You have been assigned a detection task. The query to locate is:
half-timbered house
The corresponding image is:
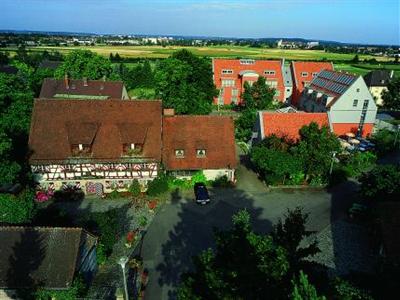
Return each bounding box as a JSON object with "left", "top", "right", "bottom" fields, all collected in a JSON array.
[{"left": 28, "top": 99, "right": 162, "bottom": 194}]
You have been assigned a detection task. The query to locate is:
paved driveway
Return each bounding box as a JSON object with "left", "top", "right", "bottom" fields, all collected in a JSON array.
[{"left": 138, "top": 163, "right": 359, "bottom": 300}]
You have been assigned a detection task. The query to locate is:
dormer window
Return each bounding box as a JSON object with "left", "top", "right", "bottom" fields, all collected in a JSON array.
[
  {"left": 312, "top": 72, "right": 318, "bottom": 77},
  {"left": 175, "top": 149, "right": 185, "bottom": 158},
  {"left": 301, "top": 72, "right": 308, "bottom": 77},
  {"left": 196, "top": 149, "right": 206, "bottom": 157},
  {"left": 71, "top": 144, "right": 91, "bottom": 156},
  {"left": 123, "top": 143, "right": 143, "bottom": 156}
]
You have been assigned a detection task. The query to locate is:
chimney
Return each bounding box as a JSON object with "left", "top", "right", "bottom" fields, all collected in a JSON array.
[
  {"left": 83, "top": 77, "right": 88, "bottom": 87},
  {"left": 163, "top": 108, "right": 175, "bottom": 116},
  {"left": 64, "top": 73, "right": 69, "bottom": 89}
]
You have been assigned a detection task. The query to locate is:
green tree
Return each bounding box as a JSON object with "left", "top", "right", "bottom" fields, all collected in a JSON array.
[
  {"left": 294, "top": 122, "right": 340, "bottom": 182},
  {"left": 243, "top": 76, "right": 276, "bottom": 110},
  {"left": 0, "top": 189, "right": 36, "bottom": 224},
  {"left": 128, "top": 179, "right": 141, "bottom": 197},
  {"left": 359, "top": 164, "right": 400, "bottom": 201},
  {"left": 0, "top": 51, "right": 9, "bottom": 65},
  {"left": 352, "top": 54, "right": 360, "bottom": 63},
  {"left": 55, "top": 50, "right": 114, "bottom": 80},
  {"left": 382, "top": 77, "right": 400, "bottom": 110},
  {"left": 291, "top": 271, "right": 326, "bottom": 300},
  {"left": 370, "top": 129, "right": 396, "bottom": 156},
  {"left": 234, "top": 108, "right": 257, "bottom": 142},
  {"left": 0, "top": 129, "right": 21, "bottom": 185},
  {"left": 332, "top": 278, "right": 373, "bottom": 300},
  {"left": 155, "top": 49, "right": 217, "bottom": 114},
  {"left": 178, "top": 210, "right": 290, "bottom": 299}
]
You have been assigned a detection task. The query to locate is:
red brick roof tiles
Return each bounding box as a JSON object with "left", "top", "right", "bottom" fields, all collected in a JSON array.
[
  {"left": 262, "top": 112, "right": 329, "bottom": 140},
  {"left": 162, "top": 115, "right": 237, "bottom": 170}
]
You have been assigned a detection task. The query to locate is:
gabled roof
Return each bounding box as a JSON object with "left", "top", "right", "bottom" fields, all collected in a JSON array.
[
  {"left": 308, "top": 70, "right": 358, "bottom": 107},
  {"left": 363, "top": 70, "right": 392, "bottom": 87},
  {"left": 29, "top": 100, "right": 162, "bottom": 163},
  {"left": 162, "top": 115, "right": 237, "bottom": 170},
  {"left": 0, "top": 226, "right": 97, "bottom": 289},
  {"left": 39, "top": 78, "right": 125, "bottom": 99},
  {"left": 261, "top": 111, "right": 329, "bottom": 140}
]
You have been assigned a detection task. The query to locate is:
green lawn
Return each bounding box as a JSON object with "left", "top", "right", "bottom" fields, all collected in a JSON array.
[{"left": 128, "top": 87, "right": 157, "bottom": 99}]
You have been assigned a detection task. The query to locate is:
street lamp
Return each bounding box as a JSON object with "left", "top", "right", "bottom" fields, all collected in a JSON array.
[
  {"left": 118, "top": 256, "right": 129, "bottom": 300},
  {"left": 329, "top": 151, "right": 337, "bottom": 175}
]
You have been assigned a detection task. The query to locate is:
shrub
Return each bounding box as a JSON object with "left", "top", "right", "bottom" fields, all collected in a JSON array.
[
  {"left": 128, "top": 179, "right": 141, "bottom": 197},
  {"left": 359, "top": 164, "right": 400, "bottom": 201},
  {"left": 370, "top": 129, "right": 396, "bottom": 156},
  {"left": 342, "top": 152, "right": 377, "bottom": 178},
  {"left": 107, "top": 189, "right": 121, "bottom": 199},
  {"left": 82, "top": 209, "right": 121, "bottom": 257},
  {"left": 212, "top": 175, "right": 232, "bottom": 187},
  {"left": 138, "top": 215, "right": 148, "bottom": 228},
  {"left": 96, "top": 242, "right": 107, "bottom": 265},
  {"left": 191, "top": 171, "right": 208, "bottom": 186},
  {"left": 0, "top": 189, "right": 36, "bottom": 224},
  {"left": 35, "top": 274, "right": 87, "bottom": 300},
  {"left": 147, "top": 174, "right": 169, "bottom": 196}
]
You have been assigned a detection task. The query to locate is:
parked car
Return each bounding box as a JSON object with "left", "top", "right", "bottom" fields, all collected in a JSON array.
[{"left": 194, "top": 182, "right": 210, "bottom": 205}]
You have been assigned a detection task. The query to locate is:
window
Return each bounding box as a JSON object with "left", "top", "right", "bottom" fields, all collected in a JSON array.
[
  {"left": 301, "top": 72, "right": 308, "bottom": 77},
  {"left": 303, "top": 81, "right": 310, "bottom": 87},
  {"left": 239, "top": 59, "right": 255, "bottom": 65},
  {"left": 266, "top": 80, "right": 278, "bottom": 88},
  {"left": 78, "top": 144, "right": 83, "bottom": 151},
  {"left": 264, "top": 70, "right": 276, "bottom": 75},
  {"left": 353, "top": 99, "right": 358, "bottom": 107},
  {"left": 221, "top": 69, "right": 233, "bottom": 74},
  {"left": 175, "top": 149, "right": 185, "bottom": 158},
  {"left": 286, "top": 89, "right": 290, "bottom": 92},
  {"left": 356, "top": 88, "right": 360, "bottom": 92},
  {"left": 123, "top": 143, "right": 143, "bottom": 155},
  {"left": 363, "top": 100, "right": 369, "bottom": 109},
  {"left": 221, "top": 79, "right": 235, "bottom": 87},
  {"left": 312, "top": 72, "right": 318, "bottom": 77},
  {"left": 231, "top": 89, "right": 239, "bottom": 104},
  {"left": 196, "top": 149, "right": 206, "bottom": 157},
  {"left": 218, "top": 89, "right": 224, "bottom": 105},
  {"left": 245, "top": 80, "right": 255, "bottom": 87}
]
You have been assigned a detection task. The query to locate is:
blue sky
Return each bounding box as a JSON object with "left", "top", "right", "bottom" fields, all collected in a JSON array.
[{"left": 2, "top": 0, "right": 400, "bottom": 45}]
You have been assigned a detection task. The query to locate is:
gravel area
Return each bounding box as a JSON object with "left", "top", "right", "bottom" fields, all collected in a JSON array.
[{"left": 305, "top": 219, "right": 376, "bottom": 276}]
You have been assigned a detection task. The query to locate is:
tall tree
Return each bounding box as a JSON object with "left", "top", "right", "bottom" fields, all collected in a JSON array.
[
  {"left": 55, "top": 50, "right": 114, "bottom": 80},
  {"left": 291, "top": 271, "right": 326, "bottom": 300},
  {"left": 155, "top": 49, "right": 217, "bottom": 114},
  {"left": 382, "top": 77, "right": 400, "bottom": 110},
  {"left": 294, "top": 122, "right": 340, "bottom": 182}
]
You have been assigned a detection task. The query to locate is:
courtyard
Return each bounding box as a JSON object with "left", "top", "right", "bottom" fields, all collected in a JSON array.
[{"left": 138, "top": 163, "right": 371, "bottom": 300}]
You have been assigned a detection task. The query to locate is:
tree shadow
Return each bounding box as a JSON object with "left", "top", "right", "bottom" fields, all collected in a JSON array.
[
  {"left": 147, "top": 187, "right": 273, "bottom": 300},
  {"left": 5, "top": 228, "right": 46, "bottom": 299}
]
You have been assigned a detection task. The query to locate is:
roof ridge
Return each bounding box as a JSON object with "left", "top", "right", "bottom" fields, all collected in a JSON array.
[{"left": 0, "top": 226, "right": 83, "bottom": 231}]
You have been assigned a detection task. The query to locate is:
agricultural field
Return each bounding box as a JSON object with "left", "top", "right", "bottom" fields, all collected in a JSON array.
[
  {"left": 334, "top": 63, "right": 400, "bottom": 77},
  {"left": 4, "top": 44, "right": 393, "bottom": 62}
]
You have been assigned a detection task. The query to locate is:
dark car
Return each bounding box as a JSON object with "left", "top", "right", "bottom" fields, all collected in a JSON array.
[{"left": 194, "top": 182, "right": 210, "bottom": 205}]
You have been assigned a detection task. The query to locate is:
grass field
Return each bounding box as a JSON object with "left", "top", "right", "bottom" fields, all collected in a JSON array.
[
  {"left": 334, "top": 63, "right": 400, "bottom": 77},
  {"left": 5, "top": 45, "right": 392, "bottom": 62}
]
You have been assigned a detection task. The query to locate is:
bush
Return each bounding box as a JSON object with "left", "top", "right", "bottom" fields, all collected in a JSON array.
[
  {"left": 359, "top": 164, "right": 400, "bottom": 201},
  {"left": 96, "top": 242, "right": 107, "bottom": 265},
  {"left": 82, "top": 209, "right": 121, "bottom": 257},
  {"left": 370, "top": 129, "right": 396, "bottom": 156},
  {"left": 212, "top": 175, "right": 232, "bottom": 187},
  {"left": 35, "top": 274, "right": 87, "bottom": 300},
  {"left": 0, "top": 189, "right": 36, "bottom": 224},
  {"left": 342, "top": 152, "right": 377, "bottom": 178},
  {"left": 128, "top": 179, "right": 141, "bottom": 197},
  {"left": 147, "top": 174, "right": 169, "bottom": 196}
]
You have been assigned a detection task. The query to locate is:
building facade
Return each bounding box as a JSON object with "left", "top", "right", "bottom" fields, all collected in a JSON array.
[
  {"left": 29, "top": 100, "right": 162, "bottom": 194},
  {"left": 212, "top": 58, "right": 285, "bottom": 105},
  {"left": 363, "top": 70, "right": 394, "bottom": 106},
  {"left": 299, "top": 70, "right": 377, "bottom": 137}
]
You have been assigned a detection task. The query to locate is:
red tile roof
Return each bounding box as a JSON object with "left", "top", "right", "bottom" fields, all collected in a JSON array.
[
  {"left": 261, "top": 112, "right": 329, "bottom": 140},
  {"left": 39, "top": 78, "right": 126, "bottom": 99},
  {"left": 29, "top": 99, "right": 162, "bottom": 163},
  {"left": 213, "top": 58, "right": 285, "bottom": 104},
  {"left": 162, "top": 116, "right": 237, "bottom": 170},
  {"left": 291, "top": 61, "right": 334, "bottom": 104}
]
